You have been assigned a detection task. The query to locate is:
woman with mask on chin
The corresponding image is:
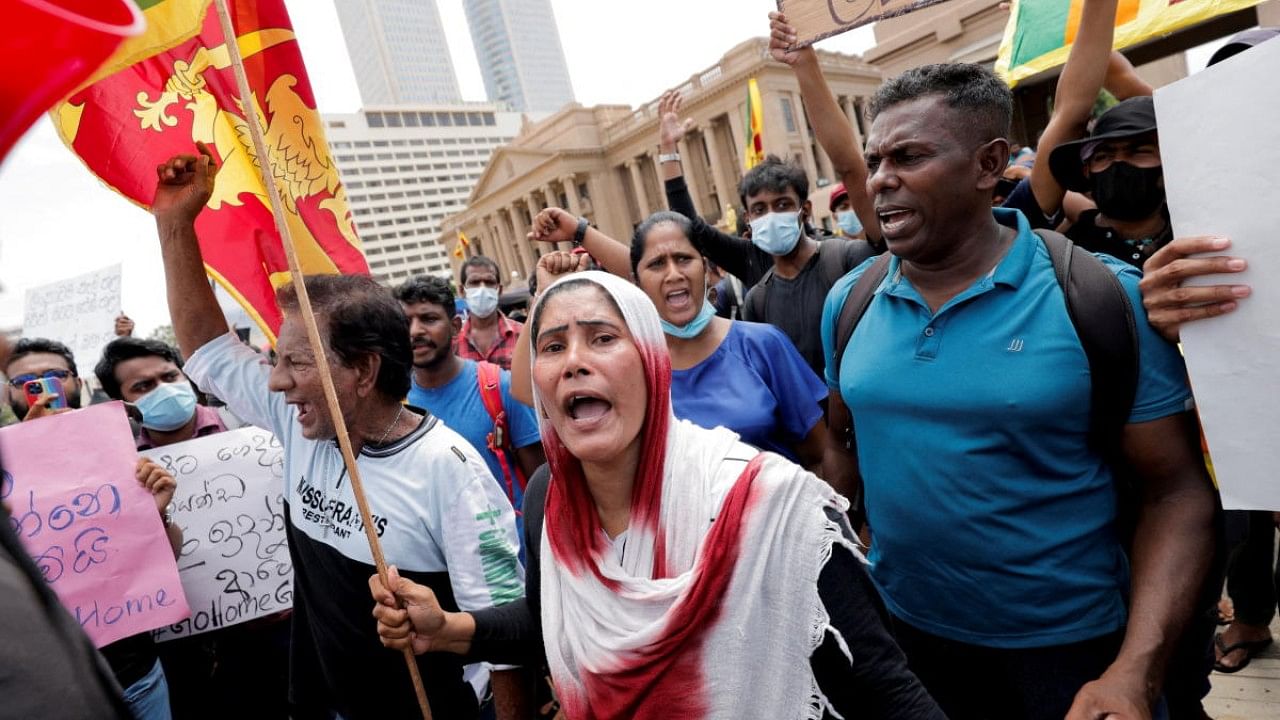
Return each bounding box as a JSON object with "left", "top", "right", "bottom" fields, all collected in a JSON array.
[
  {"left": 369, "top": 265, "right": 945, "bottom": 720},
  {"left": 519, "top": 207, "right": 827, "bottom": 473}
]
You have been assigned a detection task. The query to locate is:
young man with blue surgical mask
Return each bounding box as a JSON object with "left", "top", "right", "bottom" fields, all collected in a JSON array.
[
  {"left": 651, "top": 89, "right": 878, "bottom": 377},
  {"left": 95, "top": 337, "right": 229, "bottom": 450},
  {"left": 455, "top": 256, "right": 523, "bottom": 371}
]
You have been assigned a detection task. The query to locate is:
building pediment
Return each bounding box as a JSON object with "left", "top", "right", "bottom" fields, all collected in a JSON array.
[{"left": 469, "top": 145, "right": 556, "bottom": 203}]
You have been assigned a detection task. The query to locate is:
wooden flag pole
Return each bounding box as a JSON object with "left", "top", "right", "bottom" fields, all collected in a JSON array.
[{"left": 211, "top": 2, "right": 433, "bottom": 717}]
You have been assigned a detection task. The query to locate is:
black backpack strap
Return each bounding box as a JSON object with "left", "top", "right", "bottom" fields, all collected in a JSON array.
[
  {"left": 832, "top": 253, "right": 894, "bottom": 413},
  {"left": 817, "top": 240, "right": 849, "bottom": 289},
  {"left": 1035, "top": 229, "right": 1140, "bottom": 455}
]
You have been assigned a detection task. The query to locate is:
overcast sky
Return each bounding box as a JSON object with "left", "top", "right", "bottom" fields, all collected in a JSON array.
[{"left": 0, "top": 0, "right": 876, "bottom": 338}]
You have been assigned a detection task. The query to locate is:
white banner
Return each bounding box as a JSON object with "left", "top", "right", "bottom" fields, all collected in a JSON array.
[
  {"left": 22, "top": 264, "right": 122, "bottom": 377},
  {"left": 140, "top": 426, "right": 294, "bottom": 640}
]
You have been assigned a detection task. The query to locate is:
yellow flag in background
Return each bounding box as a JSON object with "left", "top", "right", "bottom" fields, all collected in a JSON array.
[
  {"left": 744, "top": 78, "right": 765, "bottom": 170},
  {"left": 996, "top": 0, "right": 1264, "bottom": 87}
]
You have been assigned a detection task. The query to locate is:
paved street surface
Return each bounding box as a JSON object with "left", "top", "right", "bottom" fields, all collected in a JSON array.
[{"left": 1203, "top": 615, "right": 1280, "bottom": 719}]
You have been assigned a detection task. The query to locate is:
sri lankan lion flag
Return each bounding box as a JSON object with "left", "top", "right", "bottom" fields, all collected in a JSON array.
[
  {"left": 997, "top": 0, "right": 1265, "bottom": 87},
  {"left": 744, "top": 78, "right": 765, "bottom": 171},
  {"left": 453, "top": 231, "right": 470, "bottom": 260},
  {"left": 54, "top": 0, "right": 368, "bottom": 343}
]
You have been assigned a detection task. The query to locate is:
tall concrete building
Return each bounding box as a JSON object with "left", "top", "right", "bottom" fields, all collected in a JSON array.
[
  {"left": 324, "top": 104, "right": 524, "bottom": 284},
  {"left": 334, "top": 0, "right": 462, "bottom": 105},
  {"left": 463, "top": 0, "right": 575, "bottom": 113}
]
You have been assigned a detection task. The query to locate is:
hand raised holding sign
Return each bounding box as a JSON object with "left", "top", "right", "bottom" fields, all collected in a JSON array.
[{"left": 135, "top": 457, "right": 181, "bottom": 557}]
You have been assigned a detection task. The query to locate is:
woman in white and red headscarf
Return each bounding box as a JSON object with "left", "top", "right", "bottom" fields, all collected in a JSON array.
[{"left": 369, "top": 265, "right": 943, "bottom": 720}]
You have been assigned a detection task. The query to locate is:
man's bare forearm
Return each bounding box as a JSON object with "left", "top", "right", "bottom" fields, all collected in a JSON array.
[
  {"left": 156, "top": 217, "right": 229, "bottom": 358},
  {"left": 491, "top": 667, "right": 534, "bottom": 720},
  {"left": 1111, "top": 478, "right": 1215, "bottom": 698}
]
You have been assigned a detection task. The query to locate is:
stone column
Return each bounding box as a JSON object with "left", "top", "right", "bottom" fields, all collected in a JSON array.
[
  {"left": 562, "top": 174, "right": 582, "bottom": 215},
  {"left": 645, "top": 153, "right": 666, "bottom": 211},
  {"left": 726, "top": 107, "right": 747, "bottom": 174},
  {"left": 562, "top": 176, "right": 583, "bottom": 253},
  {"left": 791, "top": 91, "right": 821, "bottom": 189},
  {"left": 493, "top": 211, "right": 517, "bottom": 281},
  {"left": 702, "top": 123, "right": 735, "bottom": 221},
  {"left": 512, "top": 199, "right": 537, "bottom": 280},
  {"left": 627, "top": 159, "right": 651, "bottom": 220},
  {"left": 843, "top": 97, "right": 863, "bottom": 148},
  {"left": 676, "top": 137, "right": 702, "bottom": 215}
]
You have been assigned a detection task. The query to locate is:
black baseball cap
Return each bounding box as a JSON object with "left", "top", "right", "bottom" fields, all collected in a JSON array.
[
  {"left": 1048, "top": 96, "right": 1158, "bottom": 193},
  {"left": 1208, "top": 27, "right": 1279, "bottom": 66}
]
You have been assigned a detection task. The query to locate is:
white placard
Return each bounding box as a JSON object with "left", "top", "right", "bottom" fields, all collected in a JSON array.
[
  {"left": 22, "top": 264, "right": 122, "bottom": 376},
  {"left": 140, "top": 426, "right": 293, "bottom": 640},
  {"left": 1155, "top": 37, "right": 1280, "bottom": 511}
]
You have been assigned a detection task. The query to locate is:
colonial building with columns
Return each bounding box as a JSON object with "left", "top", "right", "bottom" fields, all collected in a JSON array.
[{"left": 441, "top": 37, "right": 881, "bottom": 285}]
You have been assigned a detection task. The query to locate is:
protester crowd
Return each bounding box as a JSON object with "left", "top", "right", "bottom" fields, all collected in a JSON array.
[{"left": 3, "top": 2, "right": 1279, "bottom": 719}]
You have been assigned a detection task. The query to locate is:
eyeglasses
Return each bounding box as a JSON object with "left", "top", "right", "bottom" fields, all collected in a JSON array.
[{"left": 7, "top": 369, "right": 73, "bottom": 388}]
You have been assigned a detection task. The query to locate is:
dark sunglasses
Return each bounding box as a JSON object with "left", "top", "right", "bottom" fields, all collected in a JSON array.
[{"left": 8, "top": 369, "right": 73, "bottom": 388}]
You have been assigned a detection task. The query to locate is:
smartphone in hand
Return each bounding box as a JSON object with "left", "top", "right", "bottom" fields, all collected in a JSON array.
[{"left": 23, "top": 376, "right": 68, "bottom": 410}]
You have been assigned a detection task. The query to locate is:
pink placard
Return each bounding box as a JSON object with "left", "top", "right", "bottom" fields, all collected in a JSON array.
[{"left": 0, "top": 402, "right": 190, "bottom": 647}]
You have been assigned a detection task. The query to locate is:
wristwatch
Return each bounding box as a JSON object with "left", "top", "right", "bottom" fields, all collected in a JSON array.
[
  {"left": 657, "top": 152, "right": 681, "bottom": 164},
  {"left": 573, "top": 216, "right": 589, "bottom": 247}
]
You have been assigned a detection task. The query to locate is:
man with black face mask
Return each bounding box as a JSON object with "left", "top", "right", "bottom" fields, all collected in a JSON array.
[{"left": 1047, "top": 97, "right": 1169, "bottom": 268}]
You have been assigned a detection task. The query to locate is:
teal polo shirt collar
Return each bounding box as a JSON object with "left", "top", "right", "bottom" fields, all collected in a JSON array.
[{"left": 876, "top": 208, "right": 1038, "bottom": 313}]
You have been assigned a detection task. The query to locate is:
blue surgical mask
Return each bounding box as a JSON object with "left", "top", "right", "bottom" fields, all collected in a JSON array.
[
  {"left": 136, "top": 381, "right": 198, "bottom": 432},
  {"left": 466, "top": 286, "right": 500, "bottom": 318},
  {"left": 749, "top": 211, "right": 802, "bottom": 256},
  {"left": 661, "top": 294, "right": 717, "bottom": 339},
  {"left": 837, "top": 210, "right": 863, "bottom": 236}
]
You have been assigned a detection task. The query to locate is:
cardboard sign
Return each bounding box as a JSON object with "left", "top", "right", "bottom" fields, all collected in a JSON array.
[
  {"left": 22, "top": 264, "right": 122, "bottom": 377},
  {"left": 1156, "top": 37, "right": 1280, "bottom": 511},
  {"left": 777, "top": 0, "right": 956, "bottom": 48},
  {"left": 140, "top": 425, "right": 293, "bottom": 640},
  {"left": 0, "top": 402, "right": 190, "bottom": 647}
]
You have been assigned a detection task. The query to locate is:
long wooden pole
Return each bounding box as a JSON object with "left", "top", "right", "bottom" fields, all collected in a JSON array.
[{"left": 211, "top": 2, "right": 432, "bottom": 717}]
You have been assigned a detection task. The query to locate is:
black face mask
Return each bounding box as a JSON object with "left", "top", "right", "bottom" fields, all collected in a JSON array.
[{"left": 1090, "top": 162, "right": 1165, "bottom": 221}]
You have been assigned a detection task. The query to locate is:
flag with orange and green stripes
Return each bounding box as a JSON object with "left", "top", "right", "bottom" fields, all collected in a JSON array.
[
  {"left": 744, "top": 78, "right": 765, "bottom": 170},
  {"left": 996, "top": 0, "right": 1264, "bottom": 87}
]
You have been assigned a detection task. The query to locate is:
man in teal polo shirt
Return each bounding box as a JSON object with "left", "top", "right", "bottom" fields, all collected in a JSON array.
[{"left": 820, "top": 62, "right": 1216, "bottom": 720}]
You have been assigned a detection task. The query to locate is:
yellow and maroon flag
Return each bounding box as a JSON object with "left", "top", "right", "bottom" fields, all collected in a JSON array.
[
  {"left": 744, "top": 78, "right": 765, "bottom": 171},
  {"left": 996, "top": 0, "right": 1265, "bottom": 87},
  {"left": 54, "top": 0, "right": 368, "bottom": 343},
  {"left": 453, "top": 230, "right": 470, "bottom": 259}
]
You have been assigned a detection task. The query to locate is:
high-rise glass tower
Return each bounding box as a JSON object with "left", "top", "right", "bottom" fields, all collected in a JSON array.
[
  {"left": 334, "top": 0, "right": 463, "bottom": 105},
  {"left": 463, "top": 0, "right": 575, "bottom": 113}
]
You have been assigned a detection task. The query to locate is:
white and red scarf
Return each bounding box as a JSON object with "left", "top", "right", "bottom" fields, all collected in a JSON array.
[{"left": 530, "top": 272, "right": 859, "bottom": 720}]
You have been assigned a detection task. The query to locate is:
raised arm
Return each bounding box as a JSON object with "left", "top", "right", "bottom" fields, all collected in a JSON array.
[
  {"left": 1029, "top": 0, "right": 1120, "bottom": 217},
  {"left": 769, "top": 12, "right": 880, "bottom": 247},
  {"left": 509, "top": 249, "right": 591, "bottom": 407},
  {"left": 1105, "top": 51, "right": 1154, "bottom": 101},
  {"left": 151, "top": 144, "right": 230, "bottom": 358},
  {"left": 656, "top": 91, "right": 769, "bottom": 285},
  {"left": 527, "top": 207, "right": 630, "bottom": 278}
]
